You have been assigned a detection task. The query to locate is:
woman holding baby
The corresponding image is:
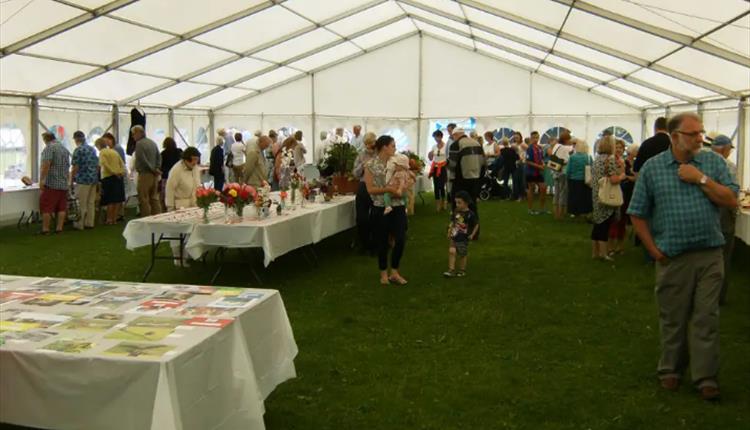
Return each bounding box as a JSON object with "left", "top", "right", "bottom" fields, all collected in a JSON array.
[{"left": 364, "top": 135, "right": 411, "bottom": 286}]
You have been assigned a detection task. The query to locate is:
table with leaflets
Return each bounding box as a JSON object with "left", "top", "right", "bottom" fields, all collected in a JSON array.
[
  {"left": 122, "top": 195, "right": 356, "bottom": 282},
  {"left": 0, "top": 275, "right": 298, "bottom": 430}
]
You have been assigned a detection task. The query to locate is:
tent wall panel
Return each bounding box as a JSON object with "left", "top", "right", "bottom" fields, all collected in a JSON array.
[
  {"left": 531, "top": 74, "right": 640, "bottom": 115},
  {"left": 219, "top": 77, "right": 313, "bottom": 115},
  {"left": 587, "top": 114, "right": 643, "bottom": 148},
  {"left": 0, "top": 105, "right": 32, "bottom": 188},
  {"left": 314, "top": 37, "right": 419, "bottom": 118},
  {"left": 213, "top": 115, "right": 263, "bottom": 140},
  {"left": 421, "top": 36, "right": 531, "bottom": 117},
  {"left": 174, "top": 114, "right": 210, "bottom": 162}
]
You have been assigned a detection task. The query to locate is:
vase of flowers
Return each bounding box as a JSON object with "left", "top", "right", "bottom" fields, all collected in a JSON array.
[
  {"left": 196, "top": 187, "right": 219, "bottom": 223},
  {"left": 401, "top": 150, "right": 426, "bottom": 174},
  {"left": 220, "top": 183, "right": 256, "bottom": 223},
  {"left": 279, "top": 190, "right": 288, "bottom": 209},
  {"left": 289, "top": 170, "right": 304, "bottom": 209},
  {"left": 317, "top": 139, "right": 359, "bottom": 194}
]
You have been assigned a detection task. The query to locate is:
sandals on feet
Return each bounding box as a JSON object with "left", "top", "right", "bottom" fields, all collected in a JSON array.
[{"left": 389, "top": 276, "right": 408, "bottom": 285}]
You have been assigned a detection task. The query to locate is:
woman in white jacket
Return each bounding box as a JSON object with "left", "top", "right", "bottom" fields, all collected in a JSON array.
[
  {"left": 165, "top": 147, "right": 202, "bottom": 266},
  {"left": 166, "top": 147, "right": 202, "bottom": 211}
]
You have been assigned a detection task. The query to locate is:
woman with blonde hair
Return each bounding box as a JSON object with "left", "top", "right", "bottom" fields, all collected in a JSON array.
[
  {"left": 97, "top": 138, "right": 126, "bottom": 225},
  {"left": 566, "top": 139, "right": 592, "bottom": 217},
  {"left": 590, "top": 135, "right": 625, "bottom": 260}
]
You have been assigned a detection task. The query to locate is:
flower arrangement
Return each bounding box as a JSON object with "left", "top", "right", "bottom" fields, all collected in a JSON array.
[
  {"left": 278, "top": 147, "right": 295, "bottom": 189},
  {"left": 195, "top": 187, "right": 220, "bottom": 223},
  {"left": 311, "top": 177, "right": 333, "bottom": 201},
  {"left": 317, "top": 141, "right": 358, "bottom": 179},
  {"left": 289, "top": 170, "right": 305, "bottom": 206},
  {"left": 221, "top": 183, "right": 256, "bottom": 220},
  {"left": 401, "top": 150, "right": 426, "bottom": 174}
]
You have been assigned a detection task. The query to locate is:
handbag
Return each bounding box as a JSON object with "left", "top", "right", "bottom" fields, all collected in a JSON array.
[
  {"left": 597, "top": 158, "right": 623, "bottom": 207},
  {"left": 67, "top": 187, "right": 80, "bottom": 222},
  {"left": 546, "top": 145, "right": 566, "bottom": 172}
]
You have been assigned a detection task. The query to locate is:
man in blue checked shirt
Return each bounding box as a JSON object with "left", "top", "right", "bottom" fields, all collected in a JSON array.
[{"left": 627, "top": 112, "right": 738, "bottom": 402}]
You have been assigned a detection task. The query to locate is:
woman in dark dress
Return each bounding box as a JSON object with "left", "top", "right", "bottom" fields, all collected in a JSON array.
[{"left": 160, "top": 137, "right": 182, "bottom": 212}]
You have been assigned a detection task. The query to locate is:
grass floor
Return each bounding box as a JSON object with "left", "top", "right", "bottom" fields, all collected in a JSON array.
[{"left": 1, "top": 196, "right": 749, "bottom": 430}]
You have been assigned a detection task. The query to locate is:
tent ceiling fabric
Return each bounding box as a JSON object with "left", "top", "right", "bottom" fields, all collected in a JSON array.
[{"left": 0, "top": 0, "right": 747, "bottom": 110}]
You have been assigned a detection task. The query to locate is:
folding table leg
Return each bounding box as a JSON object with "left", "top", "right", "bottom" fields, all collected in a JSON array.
[{"left": 142, "top": 233, "right": 161, "bottom": 282}]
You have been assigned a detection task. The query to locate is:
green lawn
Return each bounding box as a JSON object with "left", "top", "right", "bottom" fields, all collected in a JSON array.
[{"left": 1, "top": 196, "right": 749, "bottom": 430}]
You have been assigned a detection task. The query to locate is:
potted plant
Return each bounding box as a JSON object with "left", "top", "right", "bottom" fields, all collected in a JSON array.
[{"left": 317, "top": 137, "right": 359, "bottom": 194}]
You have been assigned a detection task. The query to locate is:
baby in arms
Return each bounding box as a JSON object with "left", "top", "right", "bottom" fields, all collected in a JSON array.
[{"left": 383, "top": 153, "right": 416, "bottom": 215}]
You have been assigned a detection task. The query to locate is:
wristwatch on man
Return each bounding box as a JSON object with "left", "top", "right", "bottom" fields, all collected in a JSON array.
[{"left": 699, "top": 175, "right": 708, "bottom": 185}]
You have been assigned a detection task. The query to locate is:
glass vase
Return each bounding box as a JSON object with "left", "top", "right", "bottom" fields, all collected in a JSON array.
[
  {"left": 202, "top": 207, "right": 209, "bottom": 224},
  {"left": 234, "top": 204, "right": 244, "bottom": 222}
]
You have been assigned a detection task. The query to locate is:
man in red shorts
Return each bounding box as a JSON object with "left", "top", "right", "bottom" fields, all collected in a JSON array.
[{"left": 39, "top": 132, "right": 71, "bottom": 234}]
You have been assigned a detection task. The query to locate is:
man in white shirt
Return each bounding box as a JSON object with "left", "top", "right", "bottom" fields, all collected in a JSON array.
[{"left": 351, "top": 125, "right": 364, "bottom": 152}]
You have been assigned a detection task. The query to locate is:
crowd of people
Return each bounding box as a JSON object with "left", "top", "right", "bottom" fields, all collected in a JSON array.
[{"left": 35, "top": 111, "right": 742, "bottom": 401}]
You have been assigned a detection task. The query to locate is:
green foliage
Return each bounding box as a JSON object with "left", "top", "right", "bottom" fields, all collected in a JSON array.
[
  {"left": 318, "top": 142, "right": 359, "bottom": 178},
  {"left": 1, "top": 199, "right": 748, "bottom": 430}
]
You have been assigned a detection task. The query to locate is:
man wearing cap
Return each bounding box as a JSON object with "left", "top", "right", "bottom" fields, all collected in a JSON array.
[
  {"left": 627, "top": 113, "right": 738, "bottom": 401},
  {"left": 70, "top": 130, "right": 99, "bottom": 230},
  {"left": 711, "top": 134, "right": 738, "bottom": 306},
  {"left": 39, "top": 132, "right": 71, "bottom": 234},
  {"left": 449, "top": 128, "right": 485, "bottom": 237}
]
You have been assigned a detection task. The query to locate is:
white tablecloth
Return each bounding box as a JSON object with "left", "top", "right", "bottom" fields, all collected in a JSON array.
[
  {"left": 0, "top": 275, "right": 298, "bottom": 430},
  {"left": 0, "top": 185, "right": 39, "bottom": 227},
  {"left": 737, "top": 209, "right": 750, "bottom": 245},
  {"left": 123, "top": 196, "right": 356, "bottom": 266}
]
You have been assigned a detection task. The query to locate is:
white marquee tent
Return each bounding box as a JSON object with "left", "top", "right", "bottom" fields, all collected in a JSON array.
[{"left": 1, "top": 0, "right": 748, "bottom": 191}]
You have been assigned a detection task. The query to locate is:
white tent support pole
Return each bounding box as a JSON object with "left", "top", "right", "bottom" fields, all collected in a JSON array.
[
  {"left": 112, "top": 104, "right": 119, "bottom": 141},
  {"left": 585, "top": 114, "right": 590, "bottom": 143},
  {"left": 276, "top": 0, "right": 387, "bottom": 51},
  {"left": 404, "top": 6, "right": 676, "bottom": 106},
  {"left": 208, "top": 111, "right": 215, "bottom": 149},
  {"left": 1, "top": 0, "right": 137, "bottom": 57},
  {"left": 697, "top": 102, "right": 705, "bottom": 122},
  {"left": 0, "top": 91, "right": 208, "bottom": 113},
  {"left": 737, "top": 97, "right": 748, "bottom": 188},
  {"left": 168, "top": 108, "right": 175, "bottom": 139},
  {"left": 417, "top": 32, "right": 424, "bottom": 154},
  {"left": 119, "top": 0, "right": 390, "bottom": 106},
  {"left": 665, "top": 106, "right": 673, "bottom": 119},
  {"left": 640, "top": 110, "right": 648, "bottom": 143},
  {"left": 212, "top": 32, "right": 419, "bottom": 111},
  {"left": 173, "top": 15, "right": 407, "bottom": 109},
  {"left": 417, "top": 21, "right": 659, "bottom": 108},
  {"left": 424, "top": 33, "right": 645, "bottom": 111},
  {"left": 30, "top": 98, "right": 40, "bottom": 181},
  {"left": 260, "top": 113, "right": 265, "bottom": 133},
  {"left": 451, "top": 0, "right": 739, "bottom": 98},
  {"left": 36, "top": 1, "right": 282, "bottom": 98},
  {"left": 528, "top": 72, "right": 534, "bottom": 133},
  {"left": 311, "top": 73, "right": 316, "bottom": 164},
  {"left": 550, "top": 0, "right": 750, "bottom": 68}
]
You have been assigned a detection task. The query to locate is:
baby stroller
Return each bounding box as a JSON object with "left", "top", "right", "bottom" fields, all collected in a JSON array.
[{"left": 479, "top": 165, "right": 510, "bottom": 201}]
